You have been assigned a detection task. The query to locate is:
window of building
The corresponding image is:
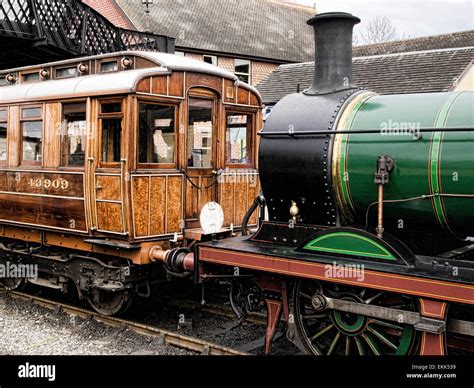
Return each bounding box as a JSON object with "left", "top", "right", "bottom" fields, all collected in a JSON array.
[
  {"left": 21, "top": 72, "right": 40, "bottom": 83},
  {"left": 61, "top": 102, "right": 87, "bottom": 167},
  {"left": 100, "top": 61, "right": 118, "bottom": 73},
  {"left": 138, "top": 103, "right": 176, "bottom": 166},
  {"left": 235, "top": 59, "right": 251, "bottom": 84},
  {"left": 21, "top": 106, "right": 43, "bottom": 165},
  {"left": 187, "top": 98, "right": 214, "bottom": 168},
  {"left": 99, "top": 101, "right": 122, "bottom": 164},
  {"left": 174, "top": 51, "right": 185, "bottom": 57},
  {"left": 225, "top": 112, "right": 253, "bottom": 165},
  {"left": 56, "top": 66, "right": 78, "bottom": 79},
  {"left": 203, "top": 55, "right": 217, "bottom": 66},
  {"left": 0, "top": 109, "right": 7, "bottom": 163}
]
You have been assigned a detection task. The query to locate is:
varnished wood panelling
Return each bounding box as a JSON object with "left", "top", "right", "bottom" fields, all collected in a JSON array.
[
  {"left": 132, "top": 176, "right": 149, "bottom": 237},
  {"left": 151, "top": 76, "right": 167, "bottom": 95},
  {"left": 43, "top": 102, "right": 61, "bottom": 168},
  {"left": 218, "top": 172, "right": 260, "bottom": 227},
  {"left": 131, "top": 175, "right": 183, "bottom": 238},
  {"left": 0, "top": 171, "right": 84, "bottom": 197},
  {"left": 136, "top": 78, "right": 151, "bottom": 93},
  {"left": 7, "top": 106, "right": 20, "bottom": 167},
  {"left": 237, "top": 88, "right": 249, "bottom": 105},
  {"left": 223, "top": 79, "right": 236, "bottom": 103},
  {"left": 186, "top": 73, "right": 221, "bottom": 94},
  {"left": 166, "top": 175, "right": 183, "bottom": 232},
  {"left": 0, "top": 194, "right": 86, "bottom": 231},
  {"left": 250, "top": 93, "right": 260, "bottom": 107},
  {"left": 219, "top": 181, "right": 234, "bottom": 226},
  {"left": 149, "top": 176, "right": 166, "bottom": 235},
  {"left": 185, "top": 177, "right": 199, "bottom": 221},
  {"left": 234, "top": 181, "right": 248, "bottom": 226},
  {"left": 96, "top": 202, "right": 123, "bottom": 233},
  {"left": 169, "top": 72, "right": 184, "bottom": 97},
  {"left": 95, "top": 175, "right": 121, "bottom": 201}
]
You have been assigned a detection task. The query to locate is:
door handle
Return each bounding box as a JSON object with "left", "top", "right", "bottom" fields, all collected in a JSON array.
[{"left": 95, "top": 185, "right": 103, "bottom": 190}]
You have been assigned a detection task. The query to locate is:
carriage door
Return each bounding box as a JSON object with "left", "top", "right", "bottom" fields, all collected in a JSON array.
[
  {"left": 185, "top": 93, "right": 219, "bottom": 228},
  {"left": 91, "top": 99, "right": 127, "bottom": 235}
]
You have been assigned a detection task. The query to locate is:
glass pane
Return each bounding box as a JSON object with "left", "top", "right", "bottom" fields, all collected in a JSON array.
[
  {"left": 22, "top": 121, "right": 42, "bottom": 162},
  {"left": 226, "top": 113, "right": 252, "bottom": 164},
  {"left": 236, "top": 74, "right": 249, "bottom": 83},
  {"left": 0, "top": 110, "right": 6, "bottom": 120},
  {"left": 56, "top": 67, "right": 77, "bottom": 79},
  {"left": 22, "top": 107, "right": 42, "bottom": 119},
  {"left": 101, "top": 102, "right": 121, "bottom": 114},
  {"left": 235, "top": 59, "right": 250, "bottom": 74},
  {"left": 0, "top": 123, "right": 7, "bottom": 161},
  {"left": 22, "top": 72, "right": 40, "bottom": 82},
  {"left": 101, "top": 118, "right": 122, "bottom": 163},
  {"left": 187, "top": 98, "right": 213, "bottom": 168},
  {"left": 138, "top": 103, "right": 175, "bottom": 164},
  {"left": 101, "top": 61, "right": 118, "bottom": 73},
  {"left": 61, "top": 103, "right": 87, "bottom": 166},
  {"left": 0, "top": 76, "right": 7, "bottom": 86}
]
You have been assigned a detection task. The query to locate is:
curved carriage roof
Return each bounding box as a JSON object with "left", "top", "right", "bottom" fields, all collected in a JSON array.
[{"left": 0, "top": 51, "right": 261, "bottom": 103}]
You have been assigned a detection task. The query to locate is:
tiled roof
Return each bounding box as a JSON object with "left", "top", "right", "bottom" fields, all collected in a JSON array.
[
  {"left": 81, "top": 0, "right": 135, "bottom": 30},
  {"left": 256, "top": 47, "right": 474, "bottom": 104},
  {"left": 115, "top": 0, "right": 316, "bottom": 62},
  {"left": 353, "top": 30, "right": 474, "bottom": 57}
]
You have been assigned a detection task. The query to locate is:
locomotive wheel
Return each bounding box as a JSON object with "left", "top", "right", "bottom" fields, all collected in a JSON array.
[
  {"left": 0, "top": 278, "right": 25, "bottom": 291},
  {"left": 292, "top": 280, "right": 418, "bottom": 355},
  {"left": 87, "top": 289, "right": 134, "bottom": 316}
]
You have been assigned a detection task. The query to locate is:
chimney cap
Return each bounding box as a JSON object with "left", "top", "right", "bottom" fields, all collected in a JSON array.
[{"left": 307, "top": 11, "right": 360, "bottom": 26}]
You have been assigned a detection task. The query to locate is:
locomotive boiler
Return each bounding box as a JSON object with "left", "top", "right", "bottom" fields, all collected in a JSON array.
[{"left": 192, "top": 12, "right": 474, "bottom": 356}]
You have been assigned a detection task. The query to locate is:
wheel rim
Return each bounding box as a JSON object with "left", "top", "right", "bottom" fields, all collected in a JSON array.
[
  {"left": 0, "top": 277, "right": 25, "bottom": 291},
  {"left": 293, "top": 280, "right": 417, "bottom": 355},
  {"left": 87, "top": 289, "right": 134, "bottom": 316}
]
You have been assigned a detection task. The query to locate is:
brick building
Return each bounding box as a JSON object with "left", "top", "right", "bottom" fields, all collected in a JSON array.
[{"left": 82, "top": 0, "right": 315, "bottom": 86}]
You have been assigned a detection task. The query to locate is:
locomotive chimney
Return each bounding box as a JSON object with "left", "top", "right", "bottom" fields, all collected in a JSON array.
[{"left": 305, "top": 12, "right": 360, "bottom": 95}]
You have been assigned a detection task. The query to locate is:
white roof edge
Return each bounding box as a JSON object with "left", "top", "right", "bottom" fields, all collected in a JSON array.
[{"left": 0, "top": 50, "right": 261, "bottom": 100}]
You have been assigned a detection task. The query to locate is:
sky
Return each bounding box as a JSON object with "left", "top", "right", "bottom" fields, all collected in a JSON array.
[{"left": 293, "top": 0, "right": 474, "bottom": 38}]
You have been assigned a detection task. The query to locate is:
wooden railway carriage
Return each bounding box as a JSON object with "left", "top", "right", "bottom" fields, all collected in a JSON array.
[{"left": 0, "top": 52, "right": 262, "bottom": 314}]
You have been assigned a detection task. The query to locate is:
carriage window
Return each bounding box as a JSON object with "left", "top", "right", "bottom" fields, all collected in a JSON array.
[
  {"left": 21, "top": 107, "right": 42, "bottom": 164},
  {"left": 0, "top": 109, "right": 7, "bottom": 162},
  {"left": 100, "top": 101, "right": 122, "bottom": 164},
  {"left": 226, "top": 113, "right": 253, "bottom": 164},
  {"left": 61, "top": 102, "right": 87, "bottom": 167},
  {"left": 138, "top": 103, "right": 175, "bottom": 165},
  {"left": 187, "top": 98, "right": 213, "bottom": 168},
  {"left": 22, "top": 72, "right": 40, "bottom": 83},
  {"left": 100, "top": 61, "right": 118, "bottom": 73},
  {"left": 56, "top": 66, "right": 77, "bottom": 79},
  {"left": 0, "top": 76, "right": 7, "bottom": 86}
]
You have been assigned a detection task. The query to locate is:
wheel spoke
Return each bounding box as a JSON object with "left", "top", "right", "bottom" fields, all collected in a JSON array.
[
  {"left": 327, "top": 332, "right": 341, "bottom": 355},
  {"left": 354, "top": 336, "right": 366, "bottom": 355},
  {"left": 365, "top": 291, "right": 384, "bottom": 304},
  {"left": 361, "top": 333, "right": 381, "bottom": 355},
  {"left": 368, "top": 326, "right": 398, "bottom": 350},
  {"left": 299, "top": 292, "right": 313, "bottom": 300},
  {"left": 309, "top": 323, "right": 334, "bottom": 342},
  {"left": 345, "top": 336, "right": 351, "bottom": 355}
]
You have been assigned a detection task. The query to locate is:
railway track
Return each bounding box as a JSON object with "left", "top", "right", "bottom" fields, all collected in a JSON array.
[{"left": 0, "top": 290, "right": 248, "bottom": 356}]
